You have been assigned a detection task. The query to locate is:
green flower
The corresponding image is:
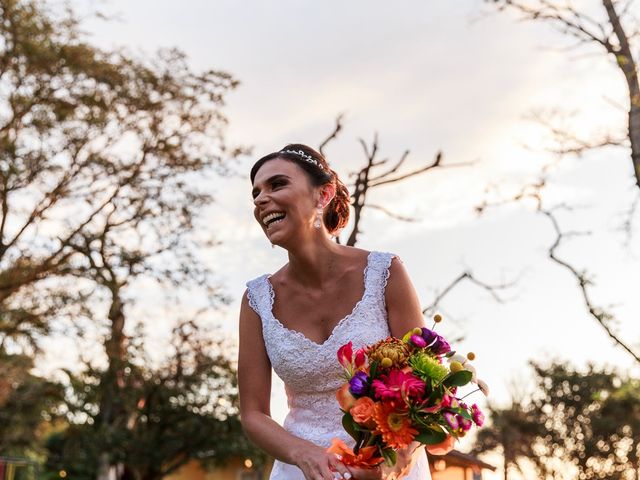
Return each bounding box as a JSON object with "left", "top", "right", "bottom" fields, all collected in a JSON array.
[{"left": 409, "top": 352, "right": 449, "bottom": 383}]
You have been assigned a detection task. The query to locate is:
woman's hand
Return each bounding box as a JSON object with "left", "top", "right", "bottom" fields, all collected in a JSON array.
[
  {"left": 294, "top": 443, "right": 352, "bottom": 480},
  {"left": 344, "top": 465, "right": 382, "bottom": 480},
  {"left": 346, "top": 442, "right": 423, "bottom": 480}
]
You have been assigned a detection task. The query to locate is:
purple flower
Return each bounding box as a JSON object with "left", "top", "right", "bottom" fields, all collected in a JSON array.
[
  {"left": 410, "top": 335, "right": 427, "bottom": 348},
  {"left": 431, "top": 336, "right": 451, "bottom": 355},
  {"left": 471, "top": 404, "right": 485, "bottom": 427},
  {"left": 443, "top": 412, "right": 459, "bottom": 430},
  {"left": 349, "top": 371, "right": 369, "bottom": 396},
  {"left": 421, "top": 327, "right": 438, "bottom": 345}
]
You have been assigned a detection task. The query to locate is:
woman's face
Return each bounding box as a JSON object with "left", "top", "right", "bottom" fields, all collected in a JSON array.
[{"left": 251, "top": 158, "right": 319, "bottom": 245}]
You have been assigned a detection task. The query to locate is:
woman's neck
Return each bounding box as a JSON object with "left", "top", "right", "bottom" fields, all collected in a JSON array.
[{"left": 284, "top": 237, "right": 346, "bottom": 288}]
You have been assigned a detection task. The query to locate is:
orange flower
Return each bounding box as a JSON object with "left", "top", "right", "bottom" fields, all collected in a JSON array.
[
  {"left": 372, "top": 402, "right": 418, "bottom": 449},
  {"left": 350, "top": 397, "right": 376, "bottom": 428},
  {"left": 327, "top": 438, "right": 384, "bottom": 468},
  {"left": 425, "top": 435, "right": 455, "bottom": 456},
  {"left": 336, "top": 384, "right": 357, "bottom": 411}
]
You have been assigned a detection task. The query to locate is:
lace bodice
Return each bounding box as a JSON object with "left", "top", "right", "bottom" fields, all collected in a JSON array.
[{"left": 246, "top": 251, "right": 431, "bottom": 480}]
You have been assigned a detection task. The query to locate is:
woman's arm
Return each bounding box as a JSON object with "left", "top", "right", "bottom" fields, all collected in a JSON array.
[
  {"left": 238, "top": 290, "right": 351, "bottom": 480},
  {"left": 384, "top": 255, "right": 427, "bottom": 337}
]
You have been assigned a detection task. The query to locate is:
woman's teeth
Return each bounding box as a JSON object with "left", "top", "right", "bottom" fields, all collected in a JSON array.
[
  {"left": 263, "top": 212, "right": 286, "bottom": 229},
  {"left": 267, "top": 217, "right": 284, "bottom": 229}
]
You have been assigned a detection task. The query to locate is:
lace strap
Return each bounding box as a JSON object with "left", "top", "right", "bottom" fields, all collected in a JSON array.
[
  {"left": 364, "top": 251, "right": 398, "bottom": 302},
  {"left": 245, "top": 274, "right": 272, "bottom": 320}
]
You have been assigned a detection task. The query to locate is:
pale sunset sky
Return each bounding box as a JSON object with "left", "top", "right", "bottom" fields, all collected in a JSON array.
[{"left": 44, "top": 1, "right": 640, "bottom": 478}]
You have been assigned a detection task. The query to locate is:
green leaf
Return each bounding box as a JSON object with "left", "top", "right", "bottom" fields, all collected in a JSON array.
[
  {"left": 342, "top": 413, "right": 362, "bottom": 443},
  {"left": 414, "top": 428, "right": 447, "bottom": 445},
  {"left": 369, "top": 360, "right": 379, "bottom": 379},
  {"left": 381, "top": 448, "right": 397, "bottom": 466},
  {"left": 457, "top": 409, "right": 472, "bottom": 420},
  {"left": 443, "top": 370, "right": 473, "bottom": 387}
]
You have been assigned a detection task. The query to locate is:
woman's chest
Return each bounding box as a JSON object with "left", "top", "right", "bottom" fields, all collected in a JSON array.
[{"left": 271, "top": 280, "right": 366, "bottom": 345}]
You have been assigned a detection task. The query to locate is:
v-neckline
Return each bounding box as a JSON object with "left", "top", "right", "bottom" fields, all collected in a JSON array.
[{"left": 264, "top": 251, "right": 374, "bottom": 348}]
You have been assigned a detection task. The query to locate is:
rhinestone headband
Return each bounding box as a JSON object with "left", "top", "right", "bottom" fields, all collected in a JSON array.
[{"left": 279, "top": 149, "right": 324, "bottom": 170}]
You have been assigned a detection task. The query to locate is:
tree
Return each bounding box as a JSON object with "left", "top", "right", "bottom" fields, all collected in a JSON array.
[
  {"left": 473, "top": 399, "right": 545, "bottom": 480},
  {"left": 485, "top": 0, "right": 640, "bottom": 191},
  {"left": 44, "top": 320, "right": 265, "bottom": 480},
  {"left": 531, "top": 362, "right": 639, "bottom": 480},
  {"left": 0, "top": 0, "right": 239, "bottom": 352},
  {"left": 0, "top": 0, "right": 246, "bottom": 476},
  {"left": 0, "top": 350, "right": 63, "bottom": 456},
  {"left": 480, "top": 0, "right": 640, "bottom": 363},
  {"left": 317, "top": 117, "right": 518, "bottom": 319},
  {"left": 474, "top": 362, "right": 640, "bottom": 480}
]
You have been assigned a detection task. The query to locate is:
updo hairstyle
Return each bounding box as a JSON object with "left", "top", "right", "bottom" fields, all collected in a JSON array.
[{"left": 250, "top": 143, "right": 350, "bottom": 235}]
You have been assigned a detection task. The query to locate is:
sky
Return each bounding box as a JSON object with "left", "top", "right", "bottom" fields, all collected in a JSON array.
[{"left": 44, "top": 1, "right": 640, "bottom": 477}]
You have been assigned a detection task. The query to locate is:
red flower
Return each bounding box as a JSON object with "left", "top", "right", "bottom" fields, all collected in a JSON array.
[
  {"left": 354, "top": 348, "right": 366, "bottom": 368},
  {"left": 337, "top": 342, "right": 353, "bottom": 368}
]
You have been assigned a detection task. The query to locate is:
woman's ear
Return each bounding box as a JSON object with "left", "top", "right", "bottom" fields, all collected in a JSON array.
[{"left": 319, "top": 183, "right": 336, "bottom": 207}]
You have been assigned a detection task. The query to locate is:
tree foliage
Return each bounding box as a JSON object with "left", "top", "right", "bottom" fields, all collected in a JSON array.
[
  {"left": 44, "top": 321, "right": 264, "bottom": 480},
  {"left": 0, "top": 349, "right": 64, "bottom": 456},
  {"left": 474, "top": 362, "right": 640, "bottom": 480},
  {"left": 0, "top": 0, "right": 250, "bottom": 477}
]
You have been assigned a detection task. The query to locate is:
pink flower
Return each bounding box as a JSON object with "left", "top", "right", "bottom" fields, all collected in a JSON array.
[
  {"left": 471, "top": 404, "right": 485, "bottom": 427},
  {"left": 443, "top": 412, "right": 459, "bottom": 430},
  {"left": 372, "top": 369, "right": 425, "bottom": 402},
  {"left": 458, "top": 415, "right": 473, "bottom": 431}
]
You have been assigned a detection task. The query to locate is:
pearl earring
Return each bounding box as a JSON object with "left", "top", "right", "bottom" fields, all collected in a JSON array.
[{"left": 314, "top": 204, "right": 323, "bottom": 229}]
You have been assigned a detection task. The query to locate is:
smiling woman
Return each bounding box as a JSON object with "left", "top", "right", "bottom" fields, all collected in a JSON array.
[
  {"left": 250, "top": 144, "right": 350, "bottom": 241},
  {"left": 237, "top": 144, "right": 433, "bottom": 480}
]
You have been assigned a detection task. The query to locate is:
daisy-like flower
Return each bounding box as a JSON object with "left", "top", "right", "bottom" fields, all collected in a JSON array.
[
  {"left": 443, "top": 411, "right": 459, "bottom": 430},
  {"left": 373, "top": 401, "right": 418, "bottom": 449},
  {"left": 372, "top": 369, "right": 425, "bottom": 402}
]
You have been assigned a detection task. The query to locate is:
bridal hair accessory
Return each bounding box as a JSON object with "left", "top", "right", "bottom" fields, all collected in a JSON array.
[{"left": 280, "top": 149, "right": 324, "bottom": 170}]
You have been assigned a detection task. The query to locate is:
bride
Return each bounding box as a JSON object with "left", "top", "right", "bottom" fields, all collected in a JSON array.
[{"left": 238, "top": 144, "right": 432, "bottom": 480}]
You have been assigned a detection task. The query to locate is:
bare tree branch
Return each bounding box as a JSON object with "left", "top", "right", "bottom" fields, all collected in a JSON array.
[
  {"left": 487, "top": 0, "right": 640, "bottom": 191},
  {"left": 318, "top": 113, "right": 345, "bottom": 157},
  {"left": 422, "top": 270, "right": 518, "bottom": 316},
  {"left": 367, "top": 204, "right": 419, "bottom": 222},
  {"left": 476, "top": 168, "right": 640, "bottom": 364}
]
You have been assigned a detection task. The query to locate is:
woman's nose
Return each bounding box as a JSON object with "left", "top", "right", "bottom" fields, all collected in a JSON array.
[{"left": 253, "top": 191, "right": 268, "bottom": 206}]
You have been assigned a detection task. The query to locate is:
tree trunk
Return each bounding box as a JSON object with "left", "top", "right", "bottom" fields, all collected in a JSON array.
[
  {"left": 602, "top": 0, "right": 640, "bottom": 190},
  {"left": 96, "top": 289, "right": 127, "bottom": 480}
]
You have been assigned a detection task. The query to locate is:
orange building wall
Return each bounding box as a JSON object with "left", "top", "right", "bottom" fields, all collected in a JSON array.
[
  {"left": 431, "top": 464, "right": 475, "bottom": 480},
  {"left": 166, "top": 458, "right": 272, "bottom": 480}
]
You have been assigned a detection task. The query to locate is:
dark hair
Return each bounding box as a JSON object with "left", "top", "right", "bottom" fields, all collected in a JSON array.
[{"left": 250, "top": 143, "right": 350, "bottom": 235}]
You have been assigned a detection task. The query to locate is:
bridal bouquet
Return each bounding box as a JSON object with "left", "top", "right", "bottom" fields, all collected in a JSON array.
[{"left": 328, "top": 315, "right": 488, "bottom": 468}]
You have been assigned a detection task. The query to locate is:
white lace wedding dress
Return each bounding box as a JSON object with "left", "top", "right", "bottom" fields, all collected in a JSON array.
[{"left": 246, "top": 251, "right": 431, "bottom": 480}]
